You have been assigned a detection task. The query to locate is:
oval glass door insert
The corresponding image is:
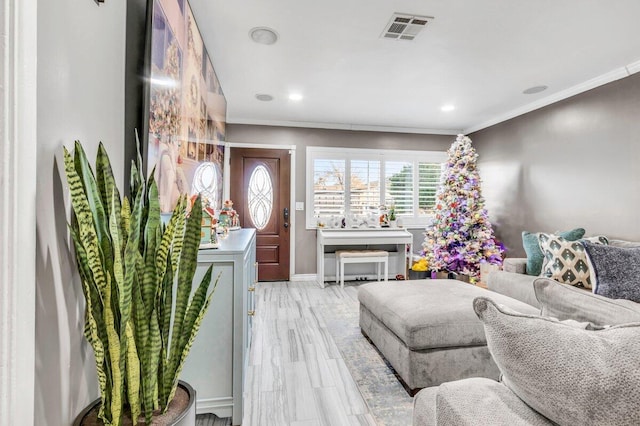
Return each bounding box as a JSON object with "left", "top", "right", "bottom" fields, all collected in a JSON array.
[{"left": 248, "top": 165, "right": 273, "bottom": 230}]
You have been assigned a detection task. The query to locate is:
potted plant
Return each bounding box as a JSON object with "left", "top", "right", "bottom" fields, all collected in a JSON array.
[
  {"left": 388, "top": 205, "right": 397, "bottom": 227},
  {"left": 64, "top": 140, "right": 218, "bottom": 426}
]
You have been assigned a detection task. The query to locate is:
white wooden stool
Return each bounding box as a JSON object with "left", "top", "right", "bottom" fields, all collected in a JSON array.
[{"left": 335, "top": 250, "right": 389, "bottom": 288}]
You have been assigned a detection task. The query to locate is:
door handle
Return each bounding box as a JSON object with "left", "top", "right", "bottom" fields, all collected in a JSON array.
[{"left": 283, "top": 207, "right": 289, "bottom": 228}]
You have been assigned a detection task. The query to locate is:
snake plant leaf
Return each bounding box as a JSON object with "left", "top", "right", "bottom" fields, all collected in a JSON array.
[
  {"left": 144, "top": 306, "right": 161, "bottom": 422},
  {"left": 66, "top": 143, "right": 118, "bottom": 424},
  {"left": 178, "top": 266, "right": 216, "bottom": 360},
  {"left": 73, "top": 141, "right": 113, "bottom": 278},
  {"left": 122, "top": 189, "right": 143, "bottom": 339},
  {"left": 129, "top": 132, "right": 145, "bottom": 203},
  {"left": 164, "top": 267, "right": 216, "bottom": 408},
  {"left": 130, "top": 160, "right": 141, "bottom": 204},
  {"left": 155, "top": 203, "right": 179, "bottom": 291},
  {"left": 69, "top": 223, "right": 109, "bottom": 422},
  {"left": 169, "top": 196, "right": 187, "bottom": 275},
  {"left": 103, "top": 274, "right": 123, "bottom": 426},
  {"left": 132, "top": 270, "right": 152, "bottom": 420},
  {"left": 124, "top": 322, "right": 141, "bottom": 423},
  {"left": 110, "top": 187, "right": 135, "bottom": 411},
  {"left": 64, "top": 147, "right": 109, "bottom": 296},
  {"left": 96, "top": 142, "right": 121, "bottom": 227},
  {"left": 166, "top": 286, "right": 215, "bottom": 406},
  {"left": 142, "top": 178, "right": 161, "bottom": 316},
  {"left": 166, "top": 196, "right": 202, "bottom": 392},
  {"left": 159, "top": 255, "right": 173, "bottom": 353},
  {"left": 134, "top": 130, "right": 145, "bottom": 187},
  {"left": 121, "top": 197, "right": 131, "bottom": 250},
  {"left": 157, "top": 254, "right": 173, "bottom": 406},
  {"left": 110, "top": 190, "right": 127, "bottom": 333}
]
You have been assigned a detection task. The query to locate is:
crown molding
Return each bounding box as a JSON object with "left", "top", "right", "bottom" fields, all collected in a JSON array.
[
  {"left": 464, "top": 59, "right": 640, "bottom": 134},
  {"left": 228, "top": 58, "right": 640, "bottom": 138},
  {"left": 226, "top": 117, "right": 461, "bottom": 136},
  {"left": 626, "top": 59, "right": 640, "bottom": 75}
]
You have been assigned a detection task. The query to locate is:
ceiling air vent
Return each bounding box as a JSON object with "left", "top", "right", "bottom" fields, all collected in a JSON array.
[{"left": 381, "top": 13, "right": 433, "bottom": 41}]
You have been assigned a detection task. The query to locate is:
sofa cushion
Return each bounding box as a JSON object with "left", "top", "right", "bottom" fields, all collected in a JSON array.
[
  {"left": 357, "top": 279, "right": 538, "bottom": 351},
  {"left": 432, "top": 378, "right": 552, "bottom": 426},
  {"left": 583, "top": 241, "right": 640, "bottom": 303},
  {"left": 486, "top": 271, "right": 540, "bottom": 308},
  {"left": 609, "top": 239, "right": 640, "bottom": 249},
  {"left": 413, "top": 387, "right": 437, "bottom": 426},
  {"left": 538, "top": 234, "right": 607, "bottom": 289},
  {"left": 474, "top": 297, "right": 640, "bottom": 426},
  {"left": 502, "top": 258, "right": 526, "bottom": 274},
  {"left": 522, "top": 228, "right": 585, "bottom": 276},
  {"left": 534, "top": 278, "right": 640, "bottom": 325}
]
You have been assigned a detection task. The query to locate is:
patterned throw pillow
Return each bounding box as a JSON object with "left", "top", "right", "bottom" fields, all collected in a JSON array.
[
  {"left": 538, "top": 234, "right": 608, "bottom": 289},
  {"left": 522, "top": 228, "right": 585, "bottom": 276}
]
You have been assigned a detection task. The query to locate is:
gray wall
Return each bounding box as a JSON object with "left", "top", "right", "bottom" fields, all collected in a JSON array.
[
  {"left": 226, "top": 124, "right": 453, "bottom": 274},
  {"left": 35, "top": 0, "right": 126, "bottom": 424},
  {"left": 472, "top": 72, "right": 640, "bottom": 257}
]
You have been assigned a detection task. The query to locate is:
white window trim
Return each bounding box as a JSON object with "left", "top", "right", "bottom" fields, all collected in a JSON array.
[
  {"left": 1, "top": 0, "right": 37, "bottom": 423},
  {"left": 306, "top": 146, "right": 447, "bottom": 229}
]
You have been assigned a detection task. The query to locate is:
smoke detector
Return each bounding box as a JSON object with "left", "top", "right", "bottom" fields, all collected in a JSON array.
[{"left": 381, "top": 13, "right": 433, "bottom": 41}]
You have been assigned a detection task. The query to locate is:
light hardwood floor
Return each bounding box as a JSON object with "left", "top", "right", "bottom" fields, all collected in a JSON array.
[{"left": 243, "top": 281, "right": 378, "bottom": 426}]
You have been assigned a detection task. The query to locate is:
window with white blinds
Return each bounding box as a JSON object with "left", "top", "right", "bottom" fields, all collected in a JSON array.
[
  {"left": 418, "top": 162, "right": 443, "bottom": 215},
  {"left": 312, "top": 159, "right": 346, "bottom": 217},
  {"left": 385, "top": 161, "right": 413, "bottom": 216},
  {"left": 307, "top": 147, "right": 447, "bottom": 228},
  {"left": 349, "top": 160, "right": 381, "bottom": 215}
]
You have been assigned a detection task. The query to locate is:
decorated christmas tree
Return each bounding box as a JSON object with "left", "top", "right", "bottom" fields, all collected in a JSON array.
[{"left": 422, "top": 134, "right": 503, "bottom": 279}]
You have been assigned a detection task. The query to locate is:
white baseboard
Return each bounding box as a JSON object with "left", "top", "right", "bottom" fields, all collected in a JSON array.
[
  {"left": 291, "top": 273, "right": 318, "bottom": 282},
  {"left": 196, "top": 396, "right": 233, "bottom": 418}
]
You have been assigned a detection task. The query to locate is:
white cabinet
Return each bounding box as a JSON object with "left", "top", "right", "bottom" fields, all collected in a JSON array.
[{"left": 181, "top": 228, "right": 256, "bottom": 425}]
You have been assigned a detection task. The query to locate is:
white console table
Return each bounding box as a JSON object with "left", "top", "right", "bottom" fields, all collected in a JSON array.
[
  {"left": 316, "top": 228, "right": 413, "bottom": 288},
  {"left": 180, "top": 228, "right": 256, "bottom": 425}
]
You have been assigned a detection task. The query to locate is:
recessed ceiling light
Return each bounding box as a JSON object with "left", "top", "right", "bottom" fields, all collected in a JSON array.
[
  {"left": 288, "top": 93, "right": 303, "bottom": 101},
  {"left": 523, "top": 85, "right": 548, "bottom": 95},
  {"left": 440, "top": 104, "right": 455, "bottom": 112},
  {"left": 255, "top": 94, "right": 274, "bottom": 102},
  {"left": 249, "top": 27, "right": 278, "bottom": 45}
]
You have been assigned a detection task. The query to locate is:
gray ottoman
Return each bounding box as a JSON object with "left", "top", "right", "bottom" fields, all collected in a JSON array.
[{"left": 358, "top": 279, "right": 538, "bottom": 394}]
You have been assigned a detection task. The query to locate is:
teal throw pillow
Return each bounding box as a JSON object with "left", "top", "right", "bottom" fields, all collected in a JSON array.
[{"left": 522, "top": 228, "right": 585, "bottom": 276}]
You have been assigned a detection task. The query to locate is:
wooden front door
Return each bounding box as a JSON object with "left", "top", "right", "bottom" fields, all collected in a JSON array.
[{"left": 230, "top": 148, "right": 291, "bottom": 281}]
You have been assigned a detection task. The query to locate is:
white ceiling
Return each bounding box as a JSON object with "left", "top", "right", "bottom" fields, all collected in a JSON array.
[{"left": 189, "top": 0, "right": 640, "bottom": 135}]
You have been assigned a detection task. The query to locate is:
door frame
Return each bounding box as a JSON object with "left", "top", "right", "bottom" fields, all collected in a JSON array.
[
  {"left": 1, "top": 0, "right": 38, "bottom": 423},
  {"left": 224, "top": 142, "right": 296, "bottom": 280}
]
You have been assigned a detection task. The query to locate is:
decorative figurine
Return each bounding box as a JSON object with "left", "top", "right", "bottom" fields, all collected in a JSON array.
[{"left": 219, "top": 199, "right": 240, "bottom": 230}]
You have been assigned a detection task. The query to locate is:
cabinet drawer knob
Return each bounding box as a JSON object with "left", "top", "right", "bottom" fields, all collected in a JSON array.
[
  {"left": 248, "top": 286, "right": 255, "bottom": 292},
  {"left": 248, "top": 310, "right": 256, "bottom": 316}
]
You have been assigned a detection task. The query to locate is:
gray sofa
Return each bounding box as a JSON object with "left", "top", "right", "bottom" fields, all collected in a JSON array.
[
  {"left": 359, "top": 236, "right": 640, "bottom": 424},
  {"left": 486, "top": 238, "right": 640, "bottom": 309},
  {"left": 413, "top": 278, "right": 640, "bottom": 425}
]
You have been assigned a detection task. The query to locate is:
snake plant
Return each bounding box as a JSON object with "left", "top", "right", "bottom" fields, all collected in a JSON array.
[{"left": 64, "top": 139, "right": 217, "bottom": 425}]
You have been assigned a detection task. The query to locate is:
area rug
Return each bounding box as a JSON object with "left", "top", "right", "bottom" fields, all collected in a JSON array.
[{"left": 321, "top": 283, "right": 414, "bottom": 426}]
